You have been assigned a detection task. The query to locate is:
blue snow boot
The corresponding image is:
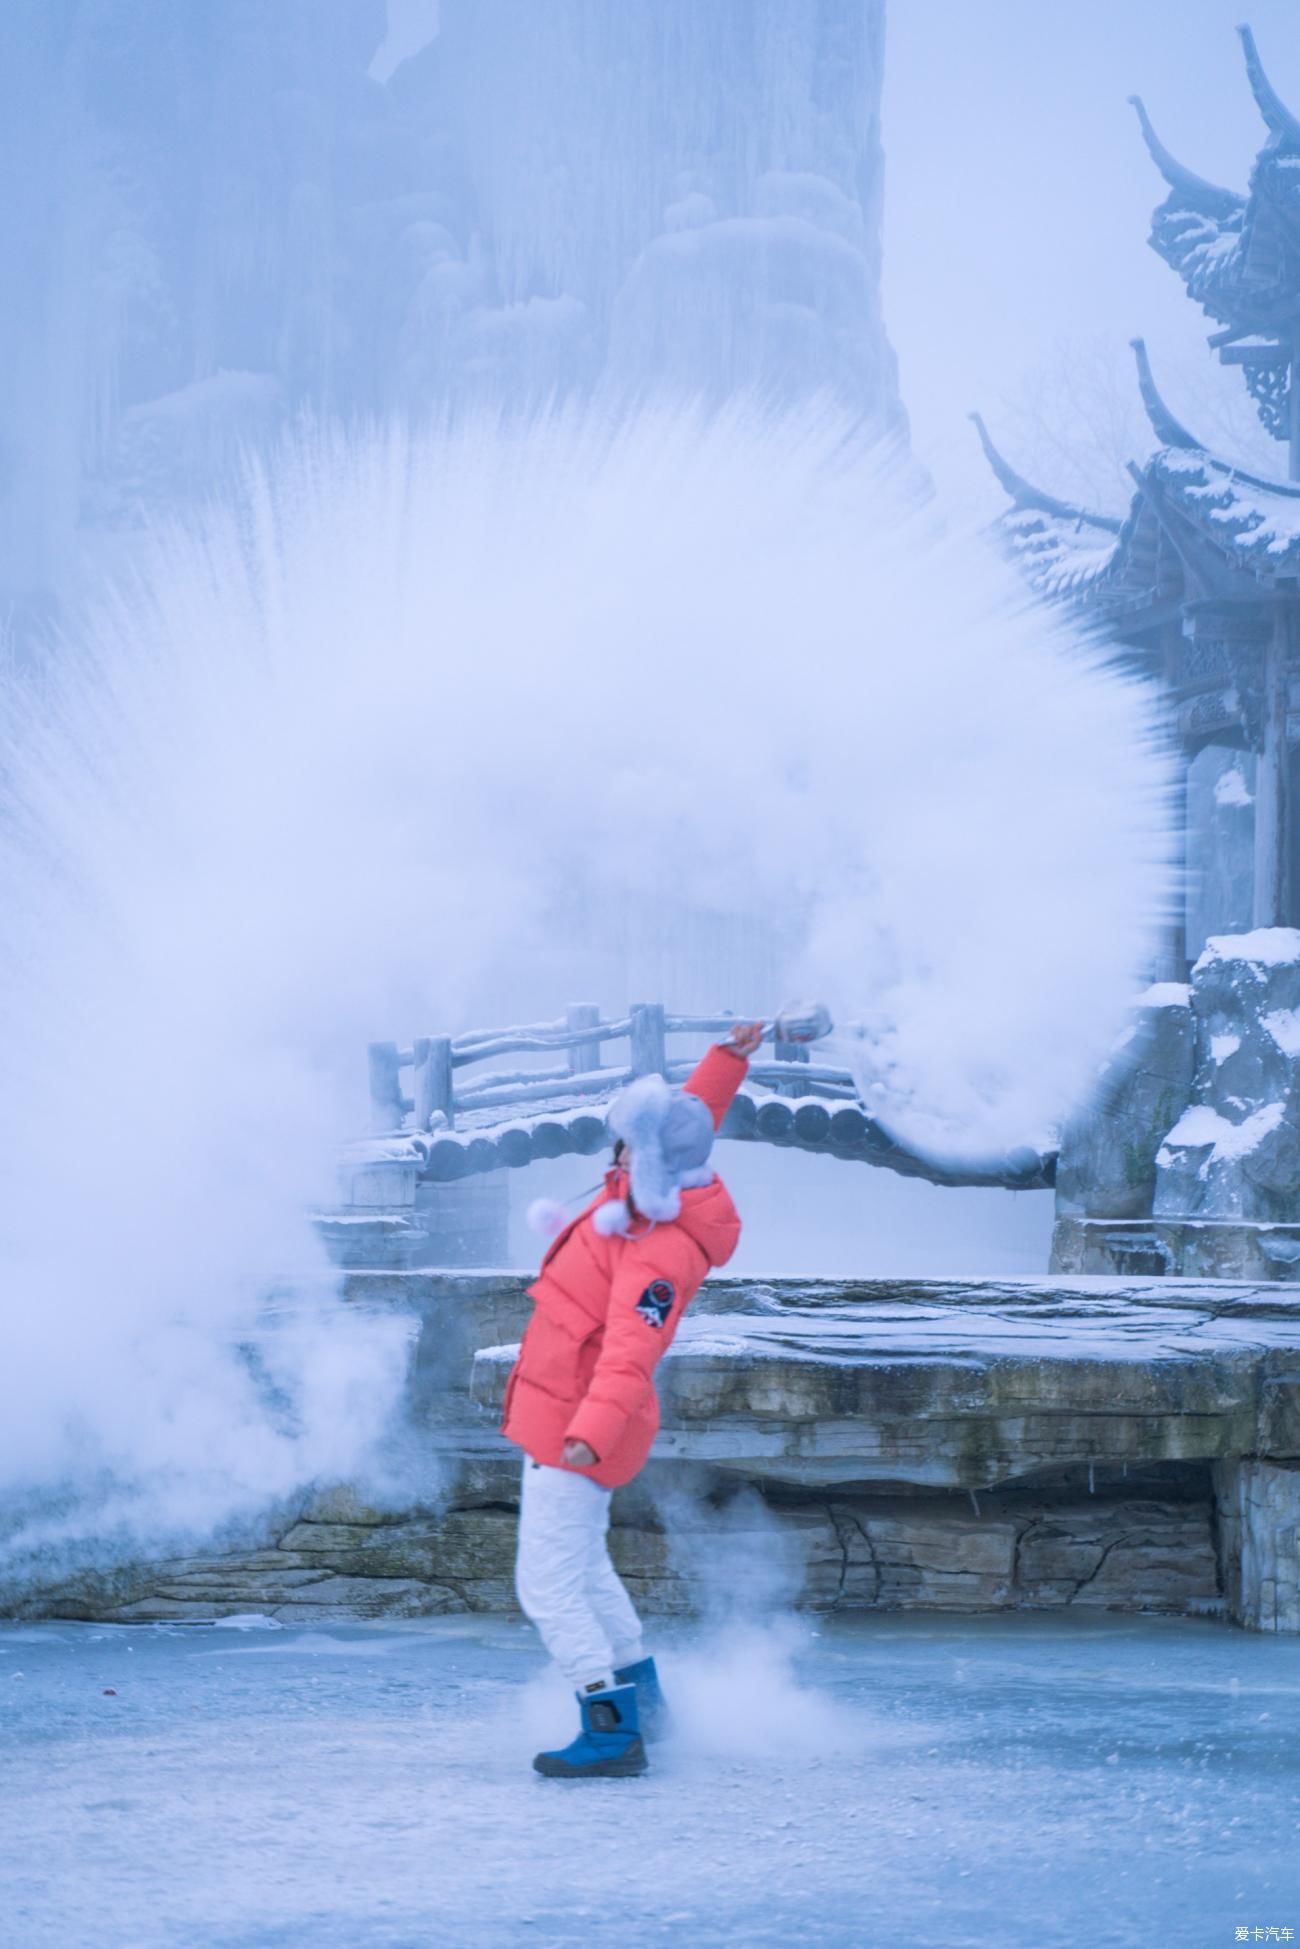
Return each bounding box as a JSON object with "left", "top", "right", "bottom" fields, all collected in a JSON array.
[
  {"left": 613, "top": 1655, "right": 672, "bottom": 1743},
  {"left": 533, "top": 1681, "right": 647, "bottom": 1779}
]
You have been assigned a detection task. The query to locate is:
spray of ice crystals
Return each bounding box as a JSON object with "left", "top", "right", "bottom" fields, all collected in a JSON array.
[{"left": 0, "top": 402, "right": 1171, "bottom": 1582}]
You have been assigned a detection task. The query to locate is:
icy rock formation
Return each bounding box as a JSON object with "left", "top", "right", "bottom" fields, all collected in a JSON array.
[
  {"left": 1155, "top": 930, "right": 1300, "bottom": 1222},
  {"left": 410, "top": 0, "right": 900, "bottom": 419},
  {"left": 1214, "top": 1458, "right": 1300, "bottom": 1633},
  {"left": 1053, "top": 930, "right": 1300, "bottom": 1274},
  {"left": 0, "top": 0, "right": 398, "bottom": 605},
  {"left": 2, "top": 0, "right": 901, "bottom": 620},
  {"left": 1054, "top": 984, "right": 1195, "bottom": 1222}
]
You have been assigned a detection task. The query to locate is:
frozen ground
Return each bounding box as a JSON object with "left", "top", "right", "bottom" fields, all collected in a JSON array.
[{"left": 2, "top": 1610, "right": 1297, "bottom": 1949}]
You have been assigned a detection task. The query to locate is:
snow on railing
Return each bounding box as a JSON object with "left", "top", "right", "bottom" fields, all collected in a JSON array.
[{"left": 367, "top": 1002, "right": 852, "bottom": 1135}]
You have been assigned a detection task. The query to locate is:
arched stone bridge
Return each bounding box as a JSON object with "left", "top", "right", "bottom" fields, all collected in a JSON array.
[{"left": 349, "top": 1004, "right": 1055, "bottom": 1194}]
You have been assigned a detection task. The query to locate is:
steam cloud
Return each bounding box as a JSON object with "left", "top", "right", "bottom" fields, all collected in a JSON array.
[{"left": 0, "top": 403, "right": 1172, "bottom": 1582}]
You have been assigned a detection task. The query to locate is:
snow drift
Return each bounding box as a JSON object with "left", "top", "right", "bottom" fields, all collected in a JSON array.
[{"left": 0, "top": 403, "right": 1172, "bottom": 1579}]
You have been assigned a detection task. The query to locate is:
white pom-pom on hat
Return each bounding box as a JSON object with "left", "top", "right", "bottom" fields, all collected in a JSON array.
[
  {"left": 592, "top": 1198, "right": 632, "bottom": 1237},
  {"left": 526, "top": 1197, "right": 569, "bottom": 1239}
]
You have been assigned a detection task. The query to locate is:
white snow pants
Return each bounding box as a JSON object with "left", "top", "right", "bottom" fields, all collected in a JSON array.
[{"left": 514, "top": 1457, "right": 645, "bottom": 1693}]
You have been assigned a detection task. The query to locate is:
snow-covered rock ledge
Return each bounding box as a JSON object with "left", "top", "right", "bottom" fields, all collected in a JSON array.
[
  {"left": 451, "top": 1269, "right": 1300, "bottom": 1633},
  {"left": 10, "top": 1274, "right": 1297, "bottom": 1634},
  {"left": 467, "top": 1275, "right": 1300, "bottom": 1494}
]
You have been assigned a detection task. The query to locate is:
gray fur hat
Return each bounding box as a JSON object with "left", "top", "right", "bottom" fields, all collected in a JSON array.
[{"left": 593, "top": 1074, "right": 716, "bottom": 1233}]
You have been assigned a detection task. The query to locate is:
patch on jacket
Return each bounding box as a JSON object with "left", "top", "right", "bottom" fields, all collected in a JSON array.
[{"left": 635, "top": 1278, "right": 675, "bottom": 1328}]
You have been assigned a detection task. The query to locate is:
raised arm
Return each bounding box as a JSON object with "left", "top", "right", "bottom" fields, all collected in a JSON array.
[{"left": 683, "top": 1020, "right": 764, "bottom": 1129}]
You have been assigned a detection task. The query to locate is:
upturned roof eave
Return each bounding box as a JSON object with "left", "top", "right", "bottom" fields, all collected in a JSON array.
[
  {"left": 1128, "top": 448, "right": 1300, "bottom": 592},
  {"left": 995, "top": 445, "right": 1300, "bottom": 620},
  {"left": 1130, "top": 338, "right": 1204, "bottom": 449},
  {"left": 968, "top": 412, "right": 1124, "bottom": 533},
  {"left": 1131, "top": 55, "right": 1300, "bottom": 336},
  {"left": 1239, "top": 24, "right": 1300, "bottom": 151},
  {"left": 1129, "top": 94, "right": 1246, "bottom": 220}
]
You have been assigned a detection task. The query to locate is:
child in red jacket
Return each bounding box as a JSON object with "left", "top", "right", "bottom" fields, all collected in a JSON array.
[{"left": 503, "top": 1020, "right": 764, "bottom": 1778}]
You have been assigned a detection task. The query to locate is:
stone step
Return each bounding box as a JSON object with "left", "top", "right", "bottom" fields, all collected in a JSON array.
[{"left": 463, "top": 1274, "right": 1300, "bottom": 1489}]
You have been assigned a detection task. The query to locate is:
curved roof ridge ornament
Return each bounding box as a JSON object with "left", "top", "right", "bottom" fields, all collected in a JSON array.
[
  {"left": 968, "top": 413, "right": 1123, "bottom": 533},
  {"left": 1130, "top": 338, "right": 1204, "bottom": 451},
  {"left": 1238, "top": 23, "right": 1300, "bottom": 148},
  {"left": 1128, "top": 95, "right": 1245, "bottom": 218}
]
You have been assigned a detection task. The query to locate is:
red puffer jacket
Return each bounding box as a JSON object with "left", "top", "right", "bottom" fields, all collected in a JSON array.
[{"left": 500, "top": 1044, "right": 747, "bottom": 1488}]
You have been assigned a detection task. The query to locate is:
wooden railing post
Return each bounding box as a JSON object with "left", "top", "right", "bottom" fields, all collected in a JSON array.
[
  {"left": 368, "top": 1040, "right": 404, "bottom": 1132},
  {"left": 414, "top": 1034, "right": 454, "bottom": 1130},
  {"left": 629, "top": 1002, "right": 667, "bottom": 1078},
  {"left": 773, "top": 1029, "right": 810, "bottom": 1097},
  {"left": 567, "top": 1003, "right": 602, "bottom": 1075}
]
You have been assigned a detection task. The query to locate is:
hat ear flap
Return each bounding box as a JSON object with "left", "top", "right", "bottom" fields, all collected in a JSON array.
[{"left": 629, "top": 1165, "right": 680, "bottom": 1222}]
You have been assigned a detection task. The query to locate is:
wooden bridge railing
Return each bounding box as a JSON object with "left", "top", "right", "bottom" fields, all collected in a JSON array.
[
  {"left": 361, "top": 1003, "right": 1055, "bottom": 1190},
  {"left": 368, "top": 1002, "right": 854, "bottom": 1135}
]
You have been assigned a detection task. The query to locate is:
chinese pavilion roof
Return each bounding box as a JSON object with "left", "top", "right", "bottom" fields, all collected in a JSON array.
[
  {"left": 1144, "top": 445, "right": 1300, "bottom": 579},
  {"left": 968, "top": 411, "right": 1124, "bottom": 604},
  {"left": 976, "top": 22, "right": 1300, "bottom": 635},
  {"left": 1131, "top": 27, "right": 1300, "bottom": 341},
  {"left": 975, "top": 341, "right": 1300, "bottom": 634}
]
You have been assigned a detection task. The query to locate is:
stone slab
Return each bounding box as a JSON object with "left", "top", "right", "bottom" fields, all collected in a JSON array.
[
  {"left": 1053, "top": 1217, "right": 1300, "bottom": 1282},
  {"left": 469, "top": 1277, "right": 1300, "bottom": 1488}
]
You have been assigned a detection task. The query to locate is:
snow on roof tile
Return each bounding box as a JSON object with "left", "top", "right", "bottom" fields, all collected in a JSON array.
[
  {"left": 999, "top": 506, "right": 1122, "bottom": 602},
  {"left": 1147, "top": 447, "right": 1300, "bottom": 573}
]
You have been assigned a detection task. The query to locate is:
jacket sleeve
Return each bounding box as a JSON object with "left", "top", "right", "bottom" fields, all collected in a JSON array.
[
  {"left": 682, "top": 1042, "right": 748, "bottom": 1131},
  {"left": 563, "top": 1232, "right": 702, "bottom": 1461}
]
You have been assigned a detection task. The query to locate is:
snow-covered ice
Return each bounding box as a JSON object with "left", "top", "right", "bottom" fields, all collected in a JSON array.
[
  {"left": 1263, "top": 1010, "right": 1300, "bottom": 1058},
  {"left": 2, "top": 1613, "right": 1296, "bottom": 1949},
  {"left": 1158, "top": 1102, "right": 1287, "bottom": 1176},
  {"left": 1196, "top": 929, "right": 1300, "bottom": 973},
  {"left": 1136, "top": 981, "right": 1192, "bottom": 1009}
]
